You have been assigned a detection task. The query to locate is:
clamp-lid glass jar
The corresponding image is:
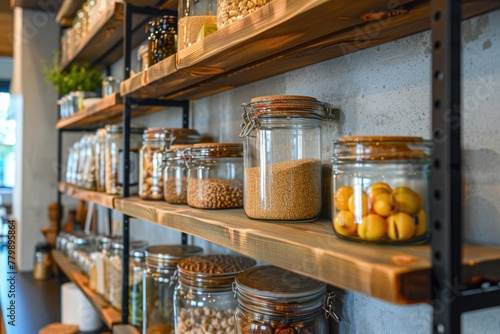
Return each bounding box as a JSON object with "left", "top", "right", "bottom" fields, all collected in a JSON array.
[
  {"left": 332, "top": 136, "right": 432, "bottom": 244},
  {"left": 105, "top": 124, "right": 145, "bottom": 195},
  {"left": 139, "top": 128, "right": 174, "bottom": 200},
  {"left": 187, "top": 143, "right": 244, "bottom": 209},
  {"left": 240, "top": 95, "right": 333, "bottom": 221},
  {"left": 163, "top": 145, "right": 192, "bottom": 204},
  {"left": 143, "top": 245, "right": 204, "bottom": 334},
  {"left": 234, "top": 265, "right": 332, "bottom": 333},
  {"left": 178, "top": 0, "right": 217, "bottom": 51},
  {"left": 174, "top": 254, "right": 256, "bottom": 334}
]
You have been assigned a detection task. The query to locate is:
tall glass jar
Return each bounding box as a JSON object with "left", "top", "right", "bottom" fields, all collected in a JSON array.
[
  {"left": 95, "top": 128, "right": 107, "bottom": 192},
  {"left": 332, "top": 136, "right": 432, "bottom": 244},
  {"left": 109, "top": 240, "right": 148, "bottom": 310},
  {"left": 187, "top": 143, "right": 244, "bottom": 209},
  {"left": 83, "top": 134, "right": 97, "bottom": 190},
  {"left": 174, "top": 254, "right": 256, "bottom": 334},
  {"left": 95, "top": 236, "right": 113, "bottom": 296},
  {"left": 163, "top": 145, "right": 191, "bottom": 204},
  {"left": 66, "top": 146, "right": 75, "bottom": 184},
  {"left": 147, "top": 16, "right": 178, "bottom": 67},
  {"left": 139, "top": 128, "right": 174, "bottom": 200},
  {"left": 143, "top": 245, "right": 203, "bottom": 334},
  {"left": 178, "top": 0, "right": 217, "bottom": 50},
  {"left": 129, "top": 250, "right": 146, "bottom": 330},
  {"left": 240, "top": 95, "right": 333, "bottom": 221},
  {"left": 76, "top": 136, "right": 89, "bottom": 187},
  {"left": 234, "top": 266, "right": 331, "bottom": 333},
  {"left": 105, "top": 124, "right": 145, "bottom": 195}
]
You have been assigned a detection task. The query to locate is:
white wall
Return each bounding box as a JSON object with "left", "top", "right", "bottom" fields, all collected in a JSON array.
[
  {"left": 0, "top": 56, "right": 13, "bottom": 80},
  {"left": 12, "top": 8, "right": 59, "bottom": 271}
]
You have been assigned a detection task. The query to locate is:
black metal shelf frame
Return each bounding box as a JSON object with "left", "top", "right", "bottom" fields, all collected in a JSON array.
[{"left": 430, "top": 0, "right": 500, "bottom": 333}]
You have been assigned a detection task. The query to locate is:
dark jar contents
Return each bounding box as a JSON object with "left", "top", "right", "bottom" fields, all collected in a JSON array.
[
  {"left": 143, "top": 245, "right": 203, "bottom": 334},
  {"left": 234, "top": 266, "right": 332, "bottom": 334},
  {"left": 147, "top": 16, "right": 178, "bottom": 67}
]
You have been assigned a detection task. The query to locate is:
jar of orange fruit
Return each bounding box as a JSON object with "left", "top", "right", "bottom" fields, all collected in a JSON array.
[{"left": 331, "top": 136, "right": 432, "bottom": 244}]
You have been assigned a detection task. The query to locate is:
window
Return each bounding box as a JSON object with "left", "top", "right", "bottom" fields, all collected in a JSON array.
[{"left": 0, "top": 80, "right": 14, "bottom": 188}]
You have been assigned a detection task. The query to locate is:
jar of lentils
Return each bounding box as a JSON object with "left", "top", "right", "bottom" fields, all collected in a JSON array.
[
  {"left": 174, "top": 254, "right": 256, "bottom": 334},
  {"left": 332, "top": 136, "right": 432, "bottom": 244},
  {"left": 240, "top": 95, "right": 333, "bottom": 221},
  {"left": 143, "top": 245, "right": 203, "bottom": 334},
  {"left": 187, "top": 143, "right": 244, "bottom": 209},
  {"left": 163, "top": 145, "right": 192, "bottom": 204},
  {"left": 139, "top": 128, "right": 174, "bottom": 200}
]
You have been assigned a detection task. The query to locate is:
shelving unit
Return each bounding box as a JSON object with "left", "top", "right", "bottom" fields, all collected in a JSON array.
[
  {"left": 52, "top": 250, "right": 121, "bottom": 329},
  {"left": 52, "top": 0, "right": 500, "bottom": 332}
]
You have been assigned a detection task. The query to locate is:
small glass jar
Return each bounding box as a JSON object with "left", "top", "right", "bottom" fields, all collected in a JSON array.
[
  {"left": 137, "top": 43, "right": 149, "bottom": 73},
  {"left": 240, "top": 95, "right": 333, "bottom": 221},
  {"left": 332, "top": 136, "right": 432, "bottom": 244},
  {"left": 105, "top": 124, "right": 145, "bottom": 195},
  {"left": 163, "top": 145, "right": 192, "bottom": 204},
  {"left": 33, "top": 243, "right": 53, "bottom": 280},
  {"left": 95, "top": 128, "right": 107, "bottom": 192},
  {"left": 129, "top": 250, "right": 146, "bottom": 330},
  {"left": 109, "top": 240, "right": 148, "bottom": 310},
  {"left": 102, "top": 76, "right": 120, "bottom": 97},
  {"left": 147, "top": 16, "right": 177, "bottom": 67},
  {"left": 187, "top": 143, "right": 244, "bottom": 209},
  {"left": 69, "top": 234, "right": 96, "bottom": 272},
  {"left": 234, "top": 266, "right": 331, "bottom": 333},
  {"left": 217, "top": 0, "right": 273, "bottom": 29},
  {"left": 139, "top": 128, "right": 174, "bottom": 200},
  {"left": 143, "top": 245, "right": 203, "bottom": 334},
  {"left": 178, "top": 0, "right": 217, "bottom": 50},
  {"left": 174, "top": 254, "right": 256, "bottom": 334}
]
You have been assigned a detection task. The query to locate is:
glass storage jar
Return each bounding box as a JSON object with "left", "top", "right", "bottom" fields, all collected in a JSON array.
[
  {"left": 69, "top": 234, "right": 96, "bottom": 272},
  {"left": 109, "top": 240, "right": 148, "bottom": 310},
  {"left": 234, "top": 265, "right": 331, "bottom": 333},
  {"left": 105, "top": 124, "right": 145, "bottom": 195},
  {"left": 174, "top": 254, "right": 256, "bottom": 334},
  {"left": 178, "top": 0, "right": 217, "bottom": 50},
  {"left": 102, "top": 76, "right": 120, "bottom": 97},
  {"left": 240, "top": 95, "right": 333, "bottom": 221},
  {"left": 83, "top": 134, "right": 97, "bottom": 190},
  {"left": 147, "top": 16, "right": 178, "bottom": 66},
  {"left": 66, "top": 145, "right": 75, "bottom": 184},
  {"left": 163, "top": 145, "right": 192, "bottom": 204},
  {"left": 95, "top": 128, "right": 107, "bottom": 192},
  {"left": 95, "top": 236, "right": 112, "bottom": 296},
  {"left": 187, "top": 143, "right": 244, "bottom": 209},
  {"left": 143, "top": 245, "right": 203, "bottom": 334},
  {"left": 76, "top": 135, "right": 89, "bottom": 187},
  {"left": 139, "top": 128, "right": 174, "bottom": 200},
  {"left": 129, "top": 250, "right": 147, "bottom": 330},
  {"left": 217, "top": 0, "right": 273, "bottom": 29},
  {"left": 33, "top": 243, "right": 53, "bottom": 280},
  {"left": 332, "top": 136, "right": 432, "bottom": 244}
]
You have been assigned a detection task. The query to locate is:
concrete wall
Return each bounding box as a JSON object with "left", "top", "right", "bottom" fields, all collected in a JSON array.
[
  {"left": 0, "top": 56, "right": 12, "bottom": 80},
  {"left": 11, "top": 8, "right": 59, "bottom": 271}
]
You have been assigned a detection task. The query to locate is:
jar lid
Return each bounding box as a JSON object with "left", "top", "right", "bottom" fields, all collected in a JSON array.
[
  {"left": 73, "top": 234, "right": 96, "bottom": 245},
  {"left": 235, "top": 265, "right": 326, "bottom": 300},
  {"left": 137, "top": 43, "right": 148, "bottom": 55},
  {"left": 244, "top": 95, "right": 332, "bottom": 119},
  {"left": 112, "top": 240, "right": 148, "bottom": 250},
  {"left": 143, "top": 127, "right": 175, "bottom": 141},
  {"left": 178, "top": 254, "right": 256, "bottom": 289},
  {"left": 165, "top": 145, "right": 192, "bottom": 159},
  {"left": 190, "top": 143, "right": 243, "bottom": 158},
  {"left": 130, "top": 249, "right": 146, "bottom": 258},
  {"left": 334, "top": 136, "right": 432, "bottom": 161},
  {"left": 96, "top": 128, "right": 107, "bottom": 138},
  {"left": 105, "top": 124, "right": 146, "bottom": 134},
  {"left": 169, "top": 128, "right": 201, "bottom": 145},
  {"left": 146, "top": 245, "right": 203, "bottom": 266}
]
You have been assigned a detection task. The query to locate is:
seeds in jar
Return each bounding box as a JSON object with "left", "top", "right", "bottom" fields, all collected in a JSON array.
[
  {"left": 244, "top": 159, "right": 321, "bottom": 220},
  {"left": 187, "top": 178, "right": 243, "bottom": 209},
  {"left": 164, "top": 177, "right": 188, "bottom": 204},
  {"left": 176, "top": 306, "right": 235, "bottom": 333},
  {"left": 217, "top": 0, "right": 273, "bottom": 28},
  {"left": 178, "top": 16, "right": 217, "bottom": 50}
]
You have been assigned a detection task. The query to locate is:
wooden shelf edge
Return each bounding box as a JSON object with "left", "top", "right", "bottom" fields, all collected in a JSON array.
[
  {"left": 59, "top": 182, "right": 117, "bottom": 209},
  {"left": 52, "top": 250, "right": 121, "bottom": 329}
]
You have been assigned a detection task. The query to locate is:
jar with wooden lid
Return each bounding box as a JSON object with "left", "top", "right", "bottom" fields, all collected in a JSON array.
[
  {"left": 105, "top": 124, "right": 145, "bottom": 195},
  {"left": 217, "top": 0, "right": 273, "bottom": 29},
  {"left": 178, "top": 0, "right": 217, "bottom": 51},
  {"left": 139, "top": 128, "right": 174, "bottom": 200},
  {"left": 240, "top": 95, "right": 333, "bottom": 221},
  {"left": 143, "top": 245, "right": 203, "bottom": 334},
  {"left": 174, "top": 254, "right": 256, "bottom": 334},
  {"left": 187, "top": 143, "right": 244, "bottom": 209},
  {"left": 332, "top": 136, "right": 432, "bottom": 244},
  {"left": 163, "top": 145, "right": 191, "bottom": 204},
  {"left": 234, "top": 265, "right": 337, "bottom": 333}
]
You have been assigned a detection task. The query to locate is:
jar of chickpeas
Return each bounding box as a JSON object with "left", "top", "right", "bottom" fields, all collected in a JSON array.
[
  {"left": 163, "top": 145, "right": 192, "bottom": 204},
  {"left": 332, "top": 136, "right": 432, "bottom": 244}
]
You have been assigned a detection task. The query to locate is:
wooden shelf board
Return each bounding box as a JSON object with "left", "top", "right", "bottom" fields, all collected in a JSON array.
[
  {"left": 114, "top": 197, "right": 500, "bottom": 305},
  {"left": 121, "top": 0, "right": 500, "bottom": 99},
  {"left": 52, "top": 250, "right": 121, "bottom": 329},
  {"left": 59, "top": 182, "right": 117, "bottom": 209},
  {"left": 55, "top": 93, "right": 166, "bottom": 129}
]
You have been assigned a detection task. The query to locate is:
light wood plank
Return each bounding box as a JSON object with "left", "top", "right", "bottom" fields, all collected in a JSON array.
[
  {"left": 59, "top": 182, "right": 116, "bottom": 209},
  {"left": 52, "top": 250, "right": 121, "bottom": 329},
  {"left": 114, "top": 197, "right": 500, "bottom": 304}
]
